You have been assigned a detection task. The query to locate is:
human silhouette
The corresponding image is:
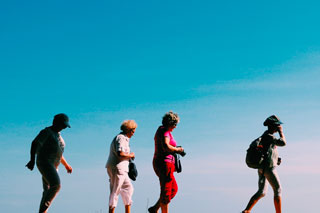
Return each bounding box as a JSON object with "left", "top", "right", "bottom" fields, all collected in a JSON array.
[{"left": 26, "top": 113, "right": 72, "bottom": 213}]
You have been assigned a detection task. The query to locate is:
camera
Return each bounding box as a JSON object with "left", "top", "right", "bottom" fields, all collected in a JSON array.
[
  {"left": 176, "top": 146, "right": 186, "bottom": 157},
  {"left": 277, "top": 157, "right": 281, "bottom": 165}
]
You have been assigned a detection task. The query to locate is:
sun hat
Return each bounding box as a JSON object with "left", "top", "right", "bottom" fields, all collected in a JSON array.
[{"left": 263, "top": 115, "right": 283, "bottom": 126}]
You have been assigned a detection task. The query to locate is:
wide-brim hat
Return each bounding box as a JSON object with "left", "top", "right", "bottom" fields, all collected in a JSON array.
[{"left": 263, "top": 115, "right": 283, "bottom": 126}]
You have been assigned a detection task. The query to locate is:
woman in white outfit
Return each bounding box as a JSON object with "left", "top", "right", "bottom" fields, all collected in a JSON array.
[{"left": 106, "top": 120, "right": 137, "bottom": 213}]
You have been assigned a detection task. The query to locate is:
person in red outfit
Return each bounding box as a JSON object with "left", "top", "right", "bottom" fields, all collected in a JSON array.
[{"left": 148, "top": 111, "right": 184, "bottom": 213}]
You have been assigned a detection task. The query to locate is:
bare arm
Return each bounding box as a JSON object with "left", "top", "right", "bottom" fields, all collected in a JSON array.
[
  {"left": 61, "top": 155, "right": 72, "bottom": 173},
  {"left": 25, "top": 139, "right": 38, "bottom": 170},
  {"left": 26, "top": 130, "right": 49, "bottom": 170},
  {"left": 118, "top": 151, "right": 135, "bottom": 160},
  {"left": 276, "top": 125, "right": 286, "bottom": 146},
  {"left": 164, "top": 136, "right": 184, "bottom": 153}
]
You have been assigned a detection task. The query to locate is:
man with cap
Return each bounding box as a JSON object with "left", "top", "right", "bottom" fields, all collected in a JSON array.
[
  {"left": 26, "top": 113, "right": 73, "bottom": 213},
  {"left": 242, "top": 115, "right": 286, "bottom": 213}
]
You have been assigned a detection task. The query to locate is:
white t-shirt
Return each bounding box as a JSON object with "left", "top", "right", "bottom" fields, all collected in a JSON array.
[{"left": 106, "top": 133, "right": 130, "bottom": 173}]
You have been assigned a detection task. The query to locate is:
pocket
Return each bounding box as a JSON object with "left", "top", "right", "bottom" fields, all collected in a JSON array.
[
  {"left": 163, "top": 163, "right": 174, "bottom": 182},
  {"left": 117, "top": 168, "right": 126, "bottom": 175}
]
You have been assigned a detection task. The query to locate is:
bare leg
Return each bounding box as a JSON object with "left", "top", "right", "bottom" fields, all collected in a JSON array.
[
  {"left": 242, "top": 194, "right": 264, "bottom": 213},
  {"left": 125, "top": 205, "right": 131, "bottom": 213},
  {"left": 148, "top": 198, "right": 160, "bottom": 213},
  {"left": 243, "top": 168, "right": 268, "bottom": 213},
  {"left": 274, "top": 196, "right": 281, "bottom": 213},
  {"left": 160, "top": 203, "right": 169, "bottom": 213},
  {"left": 109, "top": 207, "right": 115, "bottom": 213}
]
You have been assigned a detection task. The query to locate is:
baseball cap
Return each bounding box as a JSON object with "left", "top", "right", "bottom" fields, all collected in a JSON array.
[{"left": 53, "top": 113, "right": 71, "bottom": 128}]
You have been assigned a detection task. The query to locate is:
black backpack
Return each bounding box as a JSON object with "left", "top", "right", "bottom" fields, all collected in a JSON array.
[{"left": 245, "top": 137, "right": 268, "bottom": 169}]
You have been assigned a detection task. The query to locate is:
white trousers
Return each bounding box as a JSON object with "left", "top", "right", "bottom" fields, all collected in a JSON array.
[{"left": 107, "top": 167, "right": 134, "bottom": 208}]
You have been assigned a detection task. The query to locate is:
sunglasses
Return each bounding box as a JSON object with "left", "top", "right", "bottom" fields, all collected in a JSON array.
[{"left": 129, "top": 129, "right": 136, "bottom": 133}]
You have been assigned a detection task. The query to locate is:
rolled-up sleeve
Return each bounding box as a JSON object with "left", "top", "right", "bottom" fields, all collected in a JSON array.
[
  {"left": 116, "top": 135, "right": 129, "bottom": 153},
  {"left": 274, "top": 137, "right": 286, "bottom": 146}
]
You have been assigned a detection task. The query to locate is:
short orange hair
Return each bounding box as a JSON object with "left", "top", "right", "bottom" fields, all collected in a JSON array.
[{"left": 120, "top": 120, "right": 137, "bottom": 133}]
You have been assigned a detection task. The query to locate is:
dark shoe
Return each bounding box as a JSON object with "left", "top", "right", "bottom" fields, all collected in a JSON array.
[{"left": 148, "top": 206, "right": 156, "bottom": 213}]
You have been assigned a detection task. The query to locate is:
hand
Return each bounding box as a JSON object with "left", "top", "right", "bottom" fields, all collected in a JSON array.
[
  {"left": 177, "top": 147, "right": 184, "bottom": 153},
  {"left": 130, "top": 152, "right": 135, "bottom": 160},
  {"left": 26, "top": 160, "right": 35, "bottom": 171},
  {"left": 277, "top": 125, "right": 283, "bottom": 133},
  {"left": 65, "top": 164, "right": 73, "bottom": 174}
]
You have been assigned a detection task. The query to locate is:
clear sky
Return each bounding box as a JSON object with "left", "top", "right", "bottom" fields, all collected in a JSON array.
[{"left": 1, "top": 0, "right": 320, "bottom": 212}]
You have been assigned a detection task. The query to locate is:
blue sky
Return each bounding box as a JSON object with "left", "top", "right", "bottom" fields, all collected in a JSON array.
[{"left": 1, "top": 0, "right": 320, "bottom": 212}]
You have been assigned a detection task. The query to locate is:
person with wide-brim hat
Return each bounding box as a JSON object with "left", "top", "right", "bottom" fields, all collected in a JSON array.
[{"left": 242, "top": 115, "right": 286, "bottom": 213}]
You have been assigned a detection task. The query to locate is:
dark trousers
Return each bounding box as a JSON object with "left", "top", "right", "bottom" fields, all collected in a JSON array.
[{"left": 37, "top": 162, "right": 61, "bottom": 213}]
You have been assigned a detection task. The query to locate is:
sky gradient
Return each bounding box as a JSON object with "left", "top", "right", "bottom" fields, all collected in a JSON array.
[{"left": 1, "top": 0, "right": 320, "bottom": 212}]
